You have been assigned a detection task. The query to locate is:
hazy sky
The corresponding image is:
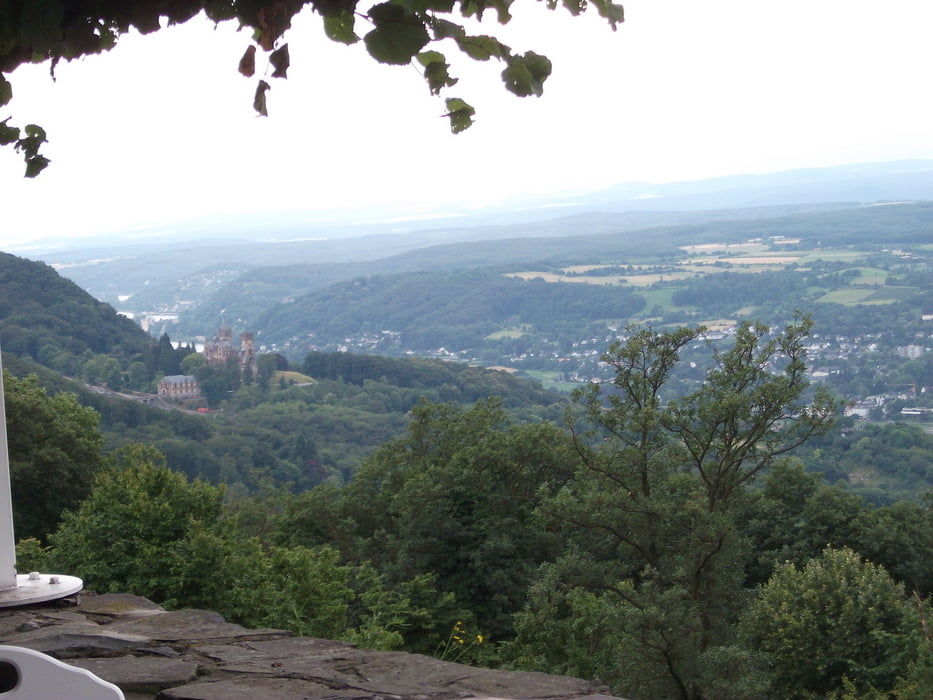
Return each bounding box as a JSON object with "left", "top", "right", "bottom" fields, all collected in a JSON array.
[{"left": 2, "top": 0, "right": 933, "bottom": 249}]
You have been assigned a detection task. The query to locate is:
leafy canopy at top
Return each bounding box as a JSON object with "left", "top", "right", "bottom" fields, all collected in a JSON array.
[{"left": 0, "top": 0, "right": 624, "bottom": 176}]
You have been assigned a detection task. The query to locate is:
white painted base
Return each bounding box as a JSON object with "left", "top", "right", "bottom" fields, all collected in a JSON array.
[{"left": 0, "top": 573, "right": 83, "bottom": 607}]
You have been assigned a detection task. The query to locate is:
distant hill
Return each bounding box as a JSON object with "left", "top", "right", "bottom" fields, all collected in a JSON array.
[
  {"left": 181, "top": 201, "right": 933, "bottom": 353},
  {"left": 41, "top": 202, "right": 852, "bottom": 321},
  {"left": 253, "top": 268, "right": 646, "bottom": 357},
  {"left": 566, "top": 160, "right": 933, "bottom": 212},
  {"left": 34, "top": 159, "right": 933, "bottom": 330},
  {"left": 176, "top": 200, "right": 924, "bottom": 336}
]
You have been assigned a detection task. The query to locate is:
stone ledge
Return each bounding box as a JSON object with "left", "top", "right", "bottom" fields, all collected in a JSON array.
[{"left": 0, "top": 592, "right": 622, "bottom": 700}]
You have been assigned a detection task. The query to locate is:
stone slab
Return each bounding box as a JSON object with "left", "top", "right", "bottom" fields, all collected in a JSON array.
[
  {"left": 112, "top": 609, "right": 284, "bottom": 642},
  {"left": 0, "top": 611, "right": 37, "bottom": 636},
  {"left": 77, "top": 593, "right": 165, "bottom": 618},
  {"left": 158, "top": 677, "right": 367, "bottom": 700},
  {"left": 0, "top": 622, "right": 152, "bottom": 656},
  {"left": 245, "top": 636, "right": 356, "bottom": 658},
  {"left": 338, "top": 651, "right": 610, "bottom": 698},
  {"left": 68, "top": 654, "right": 199, "bottom": 693}
]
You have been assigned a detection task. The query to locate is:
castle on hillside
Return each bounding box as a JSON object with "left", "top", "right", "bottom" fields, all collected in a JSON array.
[{"left": 204, "top": 321, "right": 256, "bottom": 375}]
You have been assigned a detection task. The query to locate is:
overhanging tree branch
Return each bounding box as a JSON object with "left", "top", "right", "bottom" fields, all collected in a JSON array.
[{"left": 0, "top": 0, "right": 624, "bottom": 175}]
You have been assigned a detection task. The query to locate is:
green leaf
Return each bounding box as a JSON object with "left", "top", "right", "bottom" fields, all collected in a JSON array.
[
  {"left": 455, "top": 35, "right": 510, "bottom": 61},
  {"left": 364, "top": 4, "right": 430, "bottom": 65},
  {"left": 429, "top": 18, "right": 465, "bottom": 41},
  {"left": 0, "top": 74, "right": 11, "bottom": 107},
  {"left": 416, "top": 50, "right": 445, "bottom": 68},
  {"left": 323, "top": 11, "right": 359, "bottom": 45},
  {"left": 418, "top": 51, "right": 458, "bottom": 95},
  {"left": 523, "top": 51, "right": 552, "bottom": 83},
  {"left": 492, "top": 0, "right": 515, "bottom": 23},
  {"left": 561, "top": 0, "right": 586, "bottom": 16},
  {"left": 591, "top": 0, "right": 625, "bottom": 30},
  {"left": 459, "top": 0, "right": 490, "bottom": 20},
  {"left": 410, "top": 0, "right": 456, "bottom": 11},
  {"left": 24, "top": 124, "right": 47, "bottom": 140},
  {"left": 418, "top": 49, "right": 458, "bottom": 93},
  {"left": 17, "top": 124, "right": 48, "bottom": 158},
  {"left": 444, "top": 97, "right": 475, "bottom": 134},
  {"left": 458, "top": 0, "right": 512, "bottom": 22},
  {"left": 24, "top": 155, "right": 50, "bottom": 179},
  {"left": 501, "top": 51, "right": 551, "bottom": 97},
  {"left": 0, "top": 119, "right": 19, "bottom": 146}
]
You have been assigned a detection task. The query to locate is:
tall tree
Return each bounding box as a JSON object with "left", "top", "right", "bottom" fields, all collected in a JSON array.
[
  {"left": 512, "top": 317, "right": 840, "bottom": 699},
  {"left": 156, "top": 332, "right": 180, "bottom": 376},
  {"left": 256, "top": 353, "right": 278, "bottom": 392},
  {"left": 4, "top": 370, "right": 104, "bottom": 541}
]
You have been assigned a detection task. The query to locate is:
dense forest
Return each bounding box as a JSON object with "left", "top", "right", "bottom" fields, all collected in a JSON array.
[
  {"left": 8, "top": 319, "right": 932, "bottom": 700},
  {"left": 257, "top": 268, "right": 646, "bottom": 354}
]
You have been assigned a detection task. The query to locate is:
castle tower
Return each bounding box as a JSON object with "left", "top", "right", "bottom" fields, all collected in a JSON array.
[
  {"left": 239, "top": 332, "right": 255, "bottom": 372},
  {"left": 205, "top": 321, "right": 236, "bottom": 367}
]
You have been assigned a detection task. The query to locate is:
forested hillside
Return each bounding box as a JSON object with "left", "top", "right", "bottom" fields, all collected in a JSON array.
[
  {"left": 0, "top": 252, "right": 196, "bottom": 394},
  {"left": 256, "top": 269, "right": 646, "bottom": 355},
  {"left": 0, "top": 252, "right": 150, "bottom": 360},
  {"left": 0, "top": 254, "right": 562, "bottom": 486}
]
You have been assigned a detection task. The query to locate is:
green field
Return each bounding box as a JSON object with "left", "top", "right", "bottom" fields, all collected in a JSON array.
[
  {"left": 486, "top": 326, "right": 531, "bottom": 340},
  {"left": 635, "top": 288, "right": 685, "bottom": 317},
  {"left": 520, "top": 369, "right": 574, "bottom": 392},
  {"left": 275, "top": 370, "right": 315, "bottom": 384},
  {"left": 847, "top": 266, "right": 889, "bottom": 285},
  {"left": 504, "top": 240, "right": 929, "bottom": 317},
  {"left": 865, "top": 285, "right": 920, "bottom": 301},
  {"left": 817, "top": 288, "right": 887, "bottom": 305}
]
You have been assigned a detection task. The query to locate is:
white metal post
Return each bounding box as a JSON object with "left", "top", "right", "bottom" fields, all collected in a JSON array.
[{"left": 0, "top": 350, "right": 18, "bottom": 591}]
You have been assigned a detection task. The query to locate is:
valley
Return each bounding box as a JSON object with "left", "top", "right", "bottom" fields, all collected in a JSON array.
[{"left": 2, "top": 163, "right": 932, "bottom": 699}]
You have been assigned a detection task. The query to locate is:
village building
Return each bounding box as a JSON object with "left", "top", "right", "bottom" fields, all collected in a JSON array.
[{"left": 157, "top": 374, "right": 200, "bottom": 400}]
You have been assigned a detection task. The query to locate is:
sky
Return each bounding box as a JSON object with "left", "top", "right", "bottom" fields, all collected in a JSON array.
[{"left": 2, "top": 0, "right": 933, "bottom": 249}]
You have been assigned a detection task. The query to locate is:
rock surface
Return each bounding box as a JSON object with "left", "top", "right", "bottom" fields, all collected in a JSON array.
[{"left": 0, "top": 592, "right": 620, "bottom": 700}]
